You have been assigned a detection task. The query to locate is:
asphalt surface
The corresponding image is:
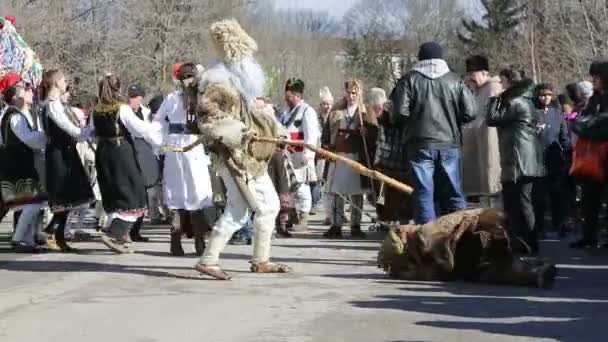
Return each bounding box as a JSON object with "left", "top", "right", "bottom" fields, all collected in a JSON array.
[{"left": 1, "top": 210, "right": 608, "bottom": 342}]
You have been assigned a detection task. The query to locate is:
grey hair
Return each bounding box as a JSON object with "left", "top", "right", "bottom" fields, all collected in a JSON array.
[{"left": 368, "top": 87, "right": 387, "bottom": 106}]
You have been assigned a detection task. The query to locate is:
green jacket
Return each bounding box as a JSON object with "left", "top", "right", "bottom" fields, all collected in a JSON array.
[{"left": 487, "top": 79, "right": 545, "bottom": 182}]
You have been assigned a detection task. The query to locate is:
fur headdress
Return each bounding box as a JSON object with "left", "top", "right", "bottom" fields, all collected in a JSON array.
[
  {"left": 210, "top": 19, "right": 258, "bottom": 64},
  {"left": 319, "top": 86, "right": 333, "bottom": 103},
  {"left": 201, "top": 19, "right": 265, "bottom": 108}
]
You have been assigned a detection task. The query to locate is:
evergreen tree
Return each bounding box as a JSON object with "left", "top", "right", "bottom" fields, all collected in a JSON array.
[{"left": 458, "top": 0, "right": 526, "bottom": 55}]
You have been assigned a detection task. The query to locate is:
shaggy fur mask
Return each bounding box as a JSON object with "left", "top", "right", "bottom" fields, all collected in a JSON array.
[{"left": 210, "top": 19, "right": 258, "bottom": 63}]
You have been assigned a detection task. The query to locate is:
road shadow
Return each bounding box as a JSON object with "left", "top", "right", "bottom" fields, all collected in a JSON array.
[
  {"left": 350, "top": 259, "right": 608, "bottom": 341},
  {"left": 0, "top": 260, "right": 242, "bottom": 280}
]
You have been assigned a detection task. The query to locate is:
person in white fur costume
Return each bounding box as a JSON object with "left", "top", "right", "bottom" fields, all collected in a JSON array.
[{"left": 193, "top": 19, "right": 289, "bottom": 280}]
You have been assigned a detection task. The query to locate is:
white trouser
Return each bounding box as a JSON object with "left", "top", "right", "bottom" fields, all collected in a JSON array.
[
  {"left": 200, "top": 166, "right": 280, "bottom": 265},
  {"left": 12, "top": 204, "right": 44, "bottom": 245},
  {"left": 293, "top": 183, "right": 312, "bottom": 213}
]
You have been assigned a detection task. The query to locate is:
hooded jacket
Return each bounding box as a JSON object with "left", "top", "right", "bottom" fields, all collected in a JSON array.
[
  {"left": 487, "top": 79, "right": 545, "bottom": 182},
  {"left": 388, "top": 59, "right": 477, "bottom": 150}
]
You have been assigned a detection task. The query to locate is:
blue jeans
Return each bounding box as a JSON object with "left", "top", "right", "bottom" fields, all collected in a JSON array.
[{"left": 408, "top": 148, "right": 467, "bottom": 224}]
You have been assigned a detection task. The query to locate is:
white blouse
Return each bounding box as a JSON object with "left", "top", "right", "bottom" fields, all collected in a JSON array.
[{"left": 9, "top": 108, "right": 46, "bottom": 150}]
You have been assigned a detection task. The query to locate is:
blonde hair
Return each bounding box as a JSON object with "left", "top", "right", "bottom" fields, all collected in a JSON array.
[{"left": 40, "top": 69, "right": 64, "bottom": 100}]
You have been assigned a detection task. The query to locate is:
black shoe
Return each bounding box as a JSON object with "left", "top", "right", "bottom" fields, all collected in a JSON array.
[
  {"left": 323, "top": 225, "right": 343, "bottom": 239},
  {"left": 569, "top": 239, "right": 597, "bottom": 249},
  {"left": 170, "top": 229, "right": 185, "bottom": 256},
  {"left": 350, "top": 225, "right": 367, "bottom": 238},
  {"left": 130, "top": 231, "right": 150, "bottom": 242},
  {"left": 194, "top": 236, "right": 205, "bottom": 256}
]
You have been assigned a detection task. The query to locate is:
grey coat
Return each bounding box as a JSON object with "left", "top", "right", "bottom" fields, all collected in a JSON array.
[{"left": 487, "top": 79, "right": 545, "bottom": 182}]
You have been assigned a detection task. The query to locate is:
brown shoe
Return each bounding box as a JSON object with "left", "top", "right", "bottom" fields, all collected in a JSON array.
[
  {"left": 194, "top": 263, "right": 232, "bottom": 280},
  {"left": 250, "top": 261, "right": 292, "bottom": 273}
]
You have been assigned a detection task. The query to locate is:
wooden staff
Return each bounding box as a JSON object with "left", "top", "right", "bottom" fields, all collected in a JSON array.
[
  {"left": 161, "top": 136, "right": 415, "bottom": 195},
  {"left": 255, "top": 137, "right": 414, "bottom": 195}
]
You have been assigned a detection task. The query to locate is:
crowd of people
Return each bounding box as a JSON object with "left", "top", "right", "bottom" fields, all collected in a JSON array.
[{"left": 0, "top": 16, "right": 607, "bottom": 281}]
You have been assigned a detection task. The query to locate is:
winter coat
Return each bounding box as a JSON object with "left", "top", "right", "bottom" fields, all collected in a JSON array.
[
  {"left": 537, "top": 103, "right": 571, "bottom": 174},
  {"left": 573, "top": 92, "right": 608, "bottom": 141},
  {"left": 388, "top": 59, "right": 477, "bottom": 150},
  {"left": 462, "top": 76, "right": 503, "bottom": 196},
  {"left": 487, "top": 79, "right": 546, "bottom": 182}
]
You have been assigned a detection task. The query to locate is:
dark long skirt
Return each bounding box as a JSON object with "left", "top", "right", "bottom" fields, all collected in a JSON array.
[
  {"left": 45, "top": 142, "right": 94, "bottom": 212},
  {"left": 95, "top": 139, "right": 147, "bottom": 215},
  {"left": 375, "top": 168, "right": 413, "bottom": 223}
]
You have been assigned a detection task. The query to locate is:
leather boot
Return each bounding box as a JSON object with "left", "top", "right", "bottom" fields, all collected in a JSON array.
[
  {"left": 276, "top": 213, "right": 292, "bottom": 238},
  {"left": 323, "top": 225, "right": 343, "bottom": 238},
  {"left": 350, "top": 225, "right": 367, "bottom": 238},
  {"left": 130, "top": 216, "right": 149, "bottom": 242},
  {"left": 170, "top": 228, "right": 185, "bottom": 256}
]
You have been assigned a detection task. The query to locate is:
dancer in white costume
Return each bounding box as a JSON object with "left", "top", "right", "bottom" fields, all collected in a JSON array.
[{"left": 154, "top": 63, "right": 214, "bottom": 256}]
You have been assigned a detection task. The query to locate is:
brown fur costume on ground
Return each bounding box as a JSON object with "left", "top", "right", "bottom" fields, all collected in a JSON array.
[{"left": 378, "top": 209, "right": 557, "bottom": 288}]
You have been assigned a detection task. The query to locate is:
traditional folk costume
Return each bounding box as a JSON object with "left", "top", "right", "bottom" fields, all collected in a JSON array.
[
  {"left": 461, "top": 56, "right": 502, "bottom": 206},
  {"left": 377, "top": 209, "right": 557, "bottom": 288},
  {"left": 323, "top": 82, "right": 378, "bottom": 238},
  {"left": 316, "top": 86, "right": 335, "bottom": 225},
  {"left": 92, "top": 100, "right": 162, "bottom": 253},
  {"left": 42, "top": 97, "right": 95, "bottom": 251},
  {"left": 374, "top": 110, "right": 413, "bottom": 224},
  {"left": 154, "top": 65, "right": 214, "bottom": 256},
  {"left": 279, "top": 79, "right": 321, "bottom": 229},
  {"left": 194, "top": 19, "right": 288, "bottom": 280},
  {"left": 0, "top": 105, "right": 47, "bottom": 252}
]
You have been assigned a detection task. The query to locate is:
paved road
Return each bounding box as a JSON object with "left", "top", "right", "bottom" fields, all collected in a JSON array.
[{"left": 1, "top": 211, "right": 608, "bottom": 342}]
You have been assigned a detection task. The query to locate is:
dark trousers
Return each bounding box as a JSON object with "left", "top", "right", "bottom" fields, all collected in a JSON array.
[
  {"left": 532, "top": 174, "right": 565, "bottom": 234},
  {"left": 409, "top": 148, "right": 467, "bottom": 224},
  {"left": 502, "top": 178, "right": 537, "bottom": 252},
  {"left": 580, "top": 180, "right": 606, "bottom": 244}
]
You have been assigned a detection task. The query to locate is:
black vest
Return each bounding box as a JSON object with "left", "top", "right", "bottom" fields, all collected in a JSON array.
[
  {"left": 93, "top": 109, "right": 130, "bottom": 139},
  {"left": 0, "top": 108, "right": 38, "bottom": 182},
  {"left": 42, "top": 103, "right": 78, "bottom": 147}
]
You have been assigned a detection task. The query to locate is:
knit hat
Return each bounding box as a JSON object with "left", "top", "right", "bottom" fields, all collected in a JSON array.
[
  {"left": 319, "top": 86, "right": 333, "bottom": 103},
  {"left": 418, "top": 42, "right": 443, "bottom": 61},
  {"left": 465, "top": 55, "right": 489, "bottom": 72}
]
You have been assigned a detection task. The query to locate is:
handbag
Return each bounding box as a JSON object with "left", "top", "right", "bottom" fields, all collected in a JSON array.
[{"left": 569, "top": 138, "right": 608, "bottom": 182}]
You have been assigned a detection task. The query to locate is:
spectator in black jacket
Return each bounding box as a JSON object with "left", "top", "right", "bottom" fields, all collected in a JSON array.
[
  {"left": 487, "top": 69, "right": 545, "bottom": 253},
  {"left": 388, "top": 42, "right": 476, "bottom": 224},
  {"left": 531, "top": 83, "right": 571, "bottom": 239}
]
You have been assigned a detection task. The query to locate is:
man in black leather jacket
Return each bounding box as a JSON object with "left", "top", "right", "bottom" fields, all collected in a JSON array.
[{"left": 389, "top": 42, "right": 476, "bottom": 224}]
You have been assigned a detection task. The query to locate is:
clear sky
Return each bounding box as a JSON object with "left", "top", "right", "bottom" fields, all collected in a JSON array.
[{"left": 275, "top": 0, "right": 360, "bottom": 17}]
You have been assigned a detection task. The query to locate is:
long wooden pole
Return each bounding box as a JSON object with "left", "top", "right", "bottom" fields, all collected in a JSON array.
[
  {"left": 161, "top": 136, "right": 415, "bottom": 195},
  {"left": 254, "top": 137, "right": 414, "bottom": 195}
]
